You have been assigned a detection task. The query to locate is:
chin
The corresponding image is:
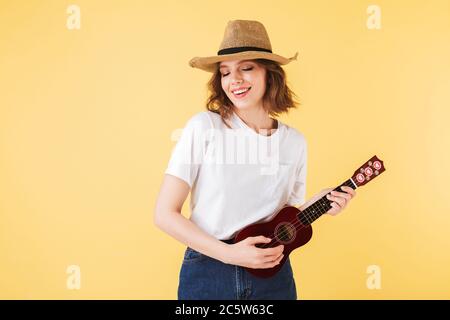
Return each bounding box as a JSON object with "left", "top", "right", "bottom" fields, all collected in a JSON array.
[{"left": 232, "top": 101, "right": 254, "bottom": 109}]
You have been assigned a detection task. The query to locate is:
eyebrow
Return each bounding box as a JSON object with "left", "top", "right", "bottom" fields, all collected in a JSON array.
[{"left": 219, "top": 60, "right": 254, "bottom": 70}]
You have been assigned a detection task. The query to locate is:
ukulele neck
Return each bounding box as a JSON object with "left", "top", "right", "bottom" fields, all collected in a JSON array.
[
  {"left": 296, "top": 155, "right": 386, "bottom": 225},
  {"left": 297, "top": 179, "right": 357, "bottom": 225}
]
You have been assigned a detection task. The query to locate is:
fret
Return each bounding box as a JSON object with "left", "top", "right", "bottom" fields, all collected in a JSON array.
[{"left": 297, "top": 178, "right": 356, "bottom": 225}]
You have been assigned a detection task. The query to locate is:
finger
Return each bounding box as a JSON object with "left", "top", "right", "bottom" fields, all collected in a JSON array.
[
  {"left": 262, "top": 254, "right": 284, "bottom": 268},
  {"left": 336, "top": 196, "right": 346, "bottom": 208},
  {"left": 261, "top": 245, "right": 284, "bottom": 256},
  {"left": 264, "top": 248, "right": 284, "bottom": 261},
  {"left": 330, "top": 193, "right": 349, "bottom": 206},
  {"left": 340, "top": 186, "right": 356, "bottom": 197},
  {"left": 327, "top": 194, "right": 345, "bottom": 205},
  {"left": 331, "top": 191, "right": 351, "bottom": 201},
  {"left": 311, "top": 188, "right": 331, "bottom": 202},
  {"left": 263, "top": 253, "right": 282, "bottom": 263},
  {"left": 248, "top": 236, "right": 271, "bottom": 245},
  {"left": 321, "top": 188, "right": 333, "bottom": 196},
  {"left": 327, "top": 202, "right": 340, "bottom": 215},
  {"left": 329, "top": 200, "right": 342, "bottom": 210},
  {"left": 274, "top": 253, "right": 284, "bottom": 264}
]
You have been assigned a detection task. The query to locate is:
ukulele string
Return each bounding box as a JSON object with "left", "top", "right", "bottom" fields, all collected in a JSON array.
[
  {"left": 257, "top": 201, "right": 332, "bottom": 249},
  {"left": 257, "top": 217, "right": 311, "bottom": 249},
  {"left": 258, "top": 220, "right": 309, "bottom": 249},
  {"left": 258, "top": 182, "right": 355, "bottom": 249},
  {"left": 245, "top": 163, "right": 379, "bottom": 251}
]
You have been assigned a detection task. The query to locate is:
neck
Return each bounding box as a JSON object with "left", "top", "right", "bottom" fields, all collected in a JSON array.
[
  {"left": 233, "top": 107, "right": 276, "bottom": 134},
  {"left": 297, "top": 179, "right": 358, "bottom": 225}
]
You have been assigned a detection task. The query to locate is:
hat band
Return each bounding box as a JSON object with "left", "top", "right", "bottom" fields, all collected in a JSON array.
[{"left": 217, "top": 46, "right": 272, "bottom": 55}]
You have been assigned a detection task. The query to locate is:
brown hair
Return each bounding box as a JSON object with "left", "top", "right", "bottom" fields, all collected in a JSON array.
[{"left": 205, "top": 59, "right": 300, "bottom": 128}]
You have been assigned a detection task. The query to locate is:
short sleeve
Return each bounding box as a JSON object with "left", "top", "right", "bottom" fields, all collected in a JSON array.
[
  {"left": 164, "top": 112, "right": 211, "bottom": 188},
  {"left": 286, "top": 135, "right": 307, "bottom": 207}
]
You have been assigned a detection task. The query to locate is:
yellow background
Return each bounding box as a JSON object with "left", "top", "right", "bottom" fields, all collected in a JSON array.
[{"left": 1, "top": 0, "right": 449, "bottom": 299}]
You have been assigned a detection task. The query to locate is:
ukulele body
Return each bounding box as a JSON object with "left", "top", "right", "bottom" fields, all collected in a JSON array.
[{"left": 233, "top": 206, "right": 313, "bottom": 278}]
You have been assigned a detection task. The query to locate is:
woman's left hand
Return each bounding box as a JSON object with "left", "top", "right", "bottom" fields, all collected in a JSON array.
[{"left": 326, "top": 186, "right": 356, "bottom": 216}]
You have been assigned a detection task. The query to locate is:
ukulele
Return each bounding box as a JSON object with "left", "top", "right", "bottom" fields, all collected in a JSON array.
[{"left": 233, "top": 155, "right": 386, "bottom": 278}]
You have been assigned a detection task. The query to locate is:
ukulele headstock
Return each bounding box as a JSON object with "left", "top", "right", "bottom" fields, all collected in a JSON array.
[{"left": 351, "top": 155, "right": 385, "bottom": 187}]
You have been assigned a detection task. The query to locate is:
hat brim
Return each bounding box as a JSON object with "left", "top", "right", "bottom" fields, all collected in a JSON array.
[{"left": 189, "top": 51, "right": 299, "bottom": 73}]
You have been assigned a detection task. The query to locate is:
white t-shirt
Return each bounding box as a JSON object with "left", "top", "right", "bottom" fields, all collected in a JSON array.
[{"left": 165, "top": 110, "right": 307, "bottom": 240}]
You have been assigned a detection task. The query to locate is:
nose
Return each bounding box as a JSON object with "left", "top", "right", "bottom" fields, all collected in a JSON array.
[{"left": 232, "top": 78, "right": 243, "bottom": 86}]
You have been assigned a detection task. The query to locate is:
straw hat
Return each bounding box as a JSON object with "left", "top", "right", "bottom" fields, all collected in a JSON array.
[{"left": 189, "top": 19, "right": 299, "bottom": 73}]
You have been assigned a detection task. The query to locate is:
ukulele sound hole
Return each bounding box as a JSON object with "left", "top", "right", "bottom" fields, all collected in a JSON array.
[{"left": 275, "top": 222, "right": 296, "bottom": 244}]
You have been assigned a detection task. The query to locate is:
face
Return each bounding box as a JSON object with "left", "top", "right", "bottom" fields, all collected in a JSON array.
[{"left": 219, "top": 59, "right": 266, "bottom": 111}]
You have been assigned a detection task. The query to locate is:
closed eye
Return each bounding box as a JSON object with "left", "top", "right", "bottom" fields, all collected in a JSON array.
[{"left": 221, "top": 67, "right": 253, "bottom": 77}]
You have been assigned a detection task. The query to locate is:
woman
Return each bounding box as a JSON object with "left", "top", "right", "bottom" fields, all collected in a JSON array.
[{"left": 154, "top": 20, "right": 356, "bottom": 300}]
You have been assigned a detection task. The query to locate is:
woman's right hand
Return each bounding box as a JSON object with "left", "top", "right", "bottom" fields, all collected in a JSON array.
[{"left": 223, "top": 236, "right": 284, "bottom": 269}]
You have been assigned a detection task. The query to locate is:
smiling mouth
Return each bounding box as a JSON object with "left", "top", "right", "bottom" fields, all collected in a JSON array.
[{"left": 232, "top": 87, "right": 251, "bottom": 98}]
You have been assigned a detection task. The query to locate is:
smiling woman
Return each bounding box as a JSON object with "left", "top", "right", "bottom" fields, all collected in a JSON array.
[{"left": 154, "top": 19, "right": 356, "bottom": 301}]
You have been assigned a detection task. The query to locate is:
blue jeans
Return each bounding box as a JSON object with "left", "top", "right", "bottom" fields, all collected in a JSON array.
[{"left": 178, "top": 247, "right": 297, "bottom": 300}]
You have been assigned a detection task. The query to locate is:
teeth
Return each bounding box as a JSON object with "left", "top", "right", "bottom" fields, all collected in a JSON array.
[{"left": 233, "top": 87, "right": 250, "bottom": 94}]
